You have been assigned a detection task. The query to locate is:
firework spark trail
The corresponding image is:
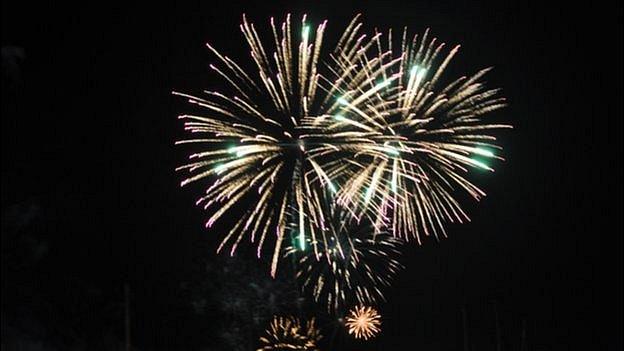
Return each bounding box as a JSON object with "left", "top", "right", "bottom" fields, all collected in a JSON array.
[
  {"left": 285, "top": 200, "right": 403, "bottom": 314},
  {"left": 315, "top": 27, "right": 511, "bottom": 243},
  {"left": 175, "top": 14, "right": 393, "bottom": 277},
  {"left": 258, "top": 316, "right": 321, "bottom": 351},
  {"left": 345, "top": 305, "right": 382, "bottom": 340}
]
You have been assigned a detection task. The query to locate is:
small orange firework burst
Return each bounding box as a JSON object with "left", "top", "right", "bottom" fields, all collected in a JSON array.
[{"left": 344, "top": 305, "right": 382, "bottom": 340}]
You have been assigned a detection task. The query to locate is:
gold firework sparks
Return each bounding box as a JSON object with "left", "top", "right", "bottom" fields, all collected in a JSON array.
[
  {"left": 257, "top": 316, "right": 321, "bottom": 351},
  {"left": 175, "top": 14, "right": 386, "bottom": 277},
  {"left": 285, "top": 202, "right": 403, "bottom": 313},
  {"left": 345, "top": 305, "right": 382, "bottom": 340},
  {"left": 316, "top": 28, "right": 511, "bottom": 243},
  {"left": 176, "top": 14, "right": 510, "bottom": 276}
]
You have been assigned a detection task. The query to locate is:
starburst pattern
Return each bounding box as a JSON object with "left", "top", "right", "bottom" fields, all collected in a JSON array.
[
  {"left": 175, "top": 14, "right": 387, "bottom": 276},
  {"left": 316, "top": 28, "right": 511, "bottom": 243},
  {"left": 175, "top": 13, "right": 510, "bottom": 278},
  {"left": 345, "top": 305, "right": 382, "bottom": 340}
]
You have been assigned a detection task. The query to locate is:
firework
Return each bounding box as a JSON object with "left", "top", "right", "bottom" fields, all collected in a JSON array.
[
  {"left": 317, "top": 28, "right": 511, "bottom": 243},
  {"left": 175, "top": 14, "right": 390, "bottom": 277},
  {"left": 345, "top": 305, "right": 381, "bottom": 340},
  {"left": 285, "top": 201, "right": 403, "bottom": 313},
  {"left": 257, "top": 316, "right": 321, "bottom": 350}
]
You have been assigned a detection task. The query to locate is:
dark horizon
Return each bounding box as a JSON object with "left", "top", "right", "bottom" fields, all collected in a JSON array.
[{"left": 2, "top": 1, "right": 622, "bottom": 350}]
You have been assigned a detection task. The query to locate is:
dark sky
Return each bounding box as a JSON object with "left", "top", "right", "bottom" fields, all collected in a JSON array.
[{"left": 2, "top": 1, "right": 622, "bottom": 350}]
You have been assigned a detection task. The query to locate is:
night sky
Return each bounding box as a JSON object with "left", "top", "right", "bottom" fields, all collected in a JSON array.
[{"left": 2, "top": 1, "right": 622, "bottom": 350}]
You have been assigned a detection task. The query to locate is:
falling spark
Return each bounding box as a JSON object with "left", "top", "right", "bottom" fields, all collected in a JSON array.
[{"left": 285, "top": 201, "right": 403, "bottom": 313}]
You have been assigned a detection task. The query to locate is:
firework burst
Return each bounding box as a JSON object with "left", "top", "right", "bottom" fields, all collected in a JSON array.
[
  {"left": 258, "top": 316, "right": 322, "bottom": 350},
  {"left": 175, "top": 14, "right": 386, "bottom": 276},
  {"left": 314, "top": 28, "right": 511, "bottom": 243},
  {"left": 345, "top": 305, "right": 382, "bottom": 340},
  {"left": 285, "top": 201, "right": 403, "bottom": 313},
  {"left": 176, "top": 13, "right": 510, "bottom": 275}
]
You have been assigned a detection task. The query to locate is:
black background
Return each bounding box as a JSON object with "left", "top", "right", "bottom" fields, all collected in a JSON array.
[{"left": 2, "top": 0, "right": 622, "bottom": 350}]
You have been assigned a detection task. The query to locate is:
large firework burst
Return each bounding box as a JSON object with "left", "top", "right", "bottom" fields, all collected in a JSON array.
[
  {"left": 317, "top": 28, "right": 511, "bottom": 243},
  {"left": 175, "top": 14, "right": 392, "bottom": 276},
  {"left": 344, "top": 305, "right": 382, "bottom": 340},
  {"left": 257, "top": 316, "right": 322, "bottom": 351},
  {"left": 285, "top": 201, "right": 403, "bottom": 313},
  {"left": 176, "top": 13, "right": 510, "bottom": 275}
]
